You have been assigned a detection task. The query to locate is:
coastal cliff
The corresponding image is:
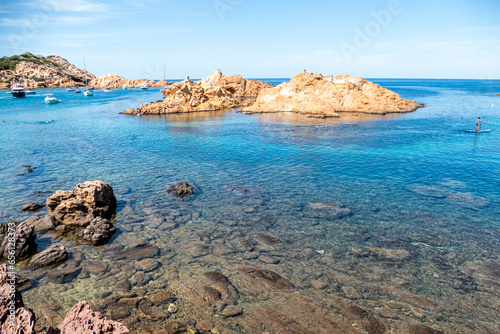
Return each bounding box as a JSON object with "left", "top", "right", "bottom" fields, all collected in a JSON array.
[
  {"left": 241, "top": 72, "right": 424, "bottom": 117},
  {"left": 122, "top": 69, "right": 271, "bottom": 115},
  {"left": 88, "top": 73, "right": 169, "bottom": 89},
  {"left": 0, "top": 52, "right": 94, "bottom": 89}
]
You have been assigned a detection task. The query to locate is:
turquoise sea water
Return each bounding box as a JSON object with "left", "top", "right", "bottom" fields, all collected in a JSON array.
[{"left": 1, "top": 80, "right": 499, "bottom": 332}]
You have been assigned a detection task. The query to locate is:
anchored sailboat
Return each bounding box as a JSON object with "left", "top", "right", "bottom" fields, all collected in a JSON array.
[{"left": 83, "top": 57, "right": 93, "bottom": 97}]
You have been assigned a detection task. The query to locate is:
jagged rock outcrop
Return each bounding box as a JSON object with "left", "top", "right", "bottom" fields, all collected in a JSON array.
[
  {"left": 48, "top": 301, "right": 129, "bottom": 334},
  {"left": 46, "top": 181, "right": 116, "bottom": 227},
  {"left": 28, "top": 245, "right": 67, "bottom": 268},
  {"left": 0, "top": 222, "right": 37, "bottom": 260},
  {"left": 88, "top": 73, "right": 169, "bottom": 89},
  {"left": 79, "top": 217, "right": 117, "bottom": 245},
  {"left": 241, "top": 72, "right": 424, "bottom": 116},
  {"left": 0, "top": 52, "right": 94, "bottom": 89},
  {"left": 122, "top": 69, "right": 271, "bottom": 115},
  {"left": 0, "top": 264, "right": 36, "bottom": 334}
]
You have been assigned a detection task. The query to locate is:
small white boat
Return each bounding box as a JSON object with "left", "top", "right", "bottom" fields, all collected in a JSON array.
[
  {"left": 122, "top": 85, "right": 128, "bottom": 89},
  {"left": 103, "top": 87, "right": 112, "bottom": 92},
  {"left": 45, "top": 95, "right": 61, "bottom": 104},
  {"left": 25, "top": 89, "right": 36, "bottom": 95},
  {"left": 67, "top": 87, "right": 75, "bottom": 92},
  {"left": 84, "top": 89, "right": 93, "bottom": 96},
  {"left": 140, "top": 85, "right": 148, "bottom": 90}
]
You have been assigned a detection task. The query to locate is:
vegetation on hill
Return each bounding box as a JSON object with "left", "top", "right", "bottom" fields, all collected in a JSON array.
[{"left": 0, "top": 52, "right": 60, "bottom": 71}]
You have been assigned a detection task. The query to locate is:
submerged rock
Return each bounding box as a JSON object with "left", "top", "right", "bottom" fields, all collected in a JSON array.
[
  {"left": 167, "top": 181, "right": 195, "bottom": 199},
  {"left": 239, "top": 268, "right": 294, "bottom": 290},
  {"left": 46, "top": 180, "right": 117, "bottom": 227},
  {"left": 20, "top": 202, "right": 44, "bottom": 212},
  {"left": 79, "top": 217, "right": 117, "bottom": 245},
  {"left": 47, "top": 267, "right": 81, "bottom": 284},
  {"left": 445, "top": 192, "right": 489, "bottom": 210},
  {"left": 115, "top": 244, "right": 159, "bottom": 261},
  {"left": 304, "top": 201, "right": 351, "bottom": 219},
  {"left": 407, "top": 184, "right": 489, "bottom": 210},
  {"left": 0, "top": 221, "right": 37, "bottom": 260},
  {"left": 29, "top": 245, "right": 67, "bottom": 267},
  {"left": 406, "top": 184, "right": 450, "bottom": 198},
  {"left": 241, "top": 72, "right": 424, "bottom": 116}
]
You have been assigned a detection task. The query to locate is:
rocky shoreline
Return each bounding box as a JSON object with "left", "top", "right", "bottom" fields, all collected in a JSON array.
[{"left": 2, "top": 176, "right": 496, "bottom": 334}]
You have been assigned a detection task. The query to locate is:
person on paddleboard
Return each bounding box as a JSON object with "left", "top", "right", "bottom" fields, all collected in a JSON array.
[{"left": 476, "top": 117, "right": 482, "bottom": 131}]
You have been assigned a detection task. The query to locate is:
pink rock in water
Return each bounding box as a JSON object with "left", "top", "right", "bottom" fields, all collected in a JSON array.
[{"left": 49, "top": 300, "right": 129, "bottom": 334}]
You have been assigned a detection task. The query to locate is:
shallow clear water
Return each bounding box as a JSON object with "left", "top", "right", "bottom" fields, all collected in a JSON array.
[{"left": 1, "top": 80, "right": 499, "bottom": 333}]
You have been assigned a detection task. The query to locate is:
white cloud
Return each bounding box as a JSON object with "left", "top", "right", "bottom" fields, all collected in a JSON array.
[
  {"left": 30, "top": 0, "right": 110, "bottom": 12},
  {"left": 0, "top": 18, "right": 29, "bottom": 27}
]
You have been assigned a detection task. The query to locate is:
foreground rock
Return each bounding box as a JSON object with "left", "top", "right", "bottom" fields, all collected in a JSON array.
[
  {"left": 122, "top": 69, "right": 271, "bottom": 115},
  {"left": 79, "top": 217, "right": 117, "bottom": 245},
  {"left": 46, "top": 181, "right": 117, "bottom": 227},
  {"left": 29, "top": 245, "right": 67, "bottom": 267},
  {"left": 0, "top": 264, "right": 36, "bottom": 334},
  {"left": 0, "top": 221, "right": 37, "bottom": 260},
  {"left": 167, "top": 181, "right": 195, "bottom": 199},
  {"left": 241, "top": 72, "right": 424, "bottom": 116},
  {"left": 89, "top": 73, "right": 169, "bottom": 89},
  {"left": 48, "top": 301, "right": 129, "bottom": 334}
]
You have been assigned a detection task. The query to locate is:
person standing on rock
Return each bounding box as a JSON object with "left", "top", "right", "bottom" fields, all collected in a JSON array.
[{"left": 476, "top": 117, "right": 482, "bottom": 131}]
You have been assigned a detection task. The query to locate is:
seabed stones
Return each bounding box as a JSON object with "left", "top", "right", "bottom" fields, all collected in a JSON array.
[{"left": 406, "top": 184, "right": 489, "bottom": 210}]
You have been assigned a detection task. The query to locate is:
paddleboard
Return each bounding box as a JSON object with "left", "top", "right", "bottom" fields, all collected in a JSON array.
[{"left": 465, "top": 129, "right": 491, "bottom": 133}]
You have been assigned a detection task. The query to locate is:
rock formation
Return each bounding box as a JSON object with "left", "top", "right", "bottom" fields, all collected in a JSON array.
[
  {"left": 0, "top": 52, "right": 94, "bottom": 89},
  {"left": 88, "top": 73, "right": 169, "bottom": 89},
  {"left": 0, "top": 222, "right": 37, "bottom": 260},
  {"left": 122, "top": 69, "right": 271, "bottom": 115},
  {"left": 0, "top": 264, "right": 36, "bottom": 334},
  {"left": 241, "top": 72, "right": 424, "bottom": 116},
  {"left": 46, "top": 181, "right": 116, "bottom": 227}
]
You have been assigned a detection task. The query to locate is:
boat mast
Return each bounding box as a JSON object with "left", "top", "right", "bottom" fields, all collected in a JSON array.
[{"left": 84, "top": 56, "right": 88, "bottom": 88}]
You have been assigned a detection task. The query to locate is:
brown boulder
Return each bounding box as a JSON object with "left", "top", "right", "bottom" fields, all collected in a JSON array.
[{"left": 46, "top": 181, "right": 116, "bottom": 227}]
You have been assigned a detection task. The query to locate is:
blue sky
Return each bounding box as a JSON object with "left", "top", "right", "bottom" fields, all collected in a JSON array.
[{"left": 0, "top": 0, "right": 499, "bottom": 79}]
